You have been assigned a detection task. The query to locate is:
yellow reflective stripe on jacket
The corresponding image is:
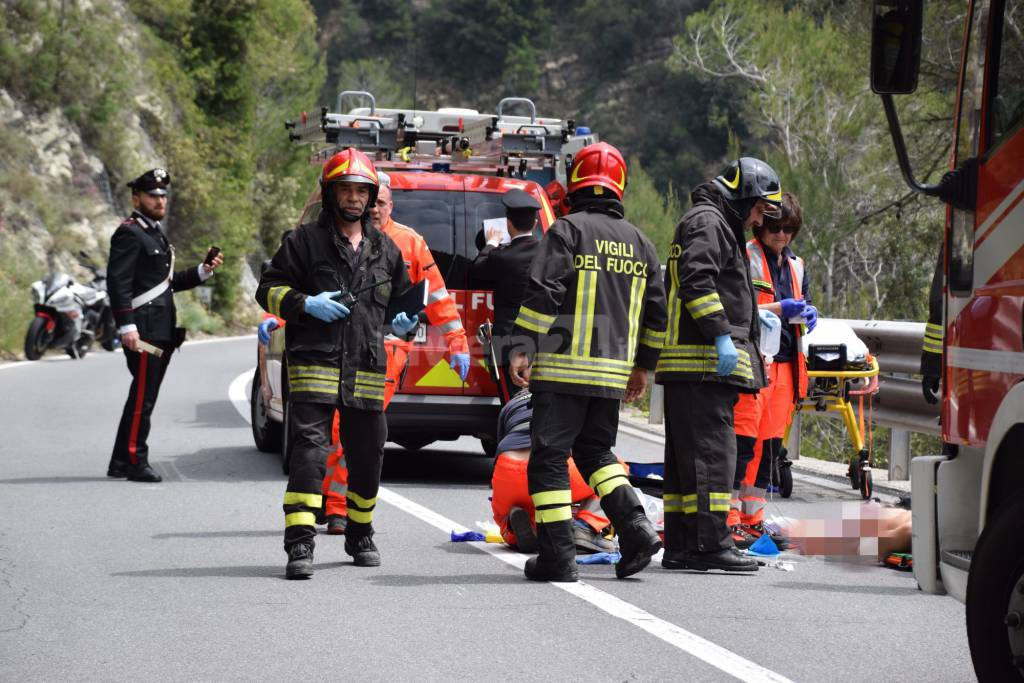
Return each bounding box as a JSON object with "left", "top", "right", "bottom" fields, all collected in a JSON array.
[
  {"left": 285, "top": 512, "right": 316, "bottom": 527},
  {"left": 536, "top": 506, "right": 572, "bottom": 523},
  {"left": 290, "top": 379, "right": 338, "bottom": 395},
  {"left": 657, "top": 345, "right": 752, "bottom": 379},
  {"left": 290, "top": 365, "right": 340, "bottom": 381},
  {"left": 639, "top": 327, "right": 666, "bottom": 349},
  {"left": 709, "top": 491, "right": 731, "bottom": 512},
  {"left": 534, "top": 352, "right": 632, "bottom": 373},
  {"left": 515, "top": 305, "right": 557, "bottom": 334},
  {"left": 267, "top": 286, "right": 293, "bottom": 318},
  {"left": 354, "top": 370, "right": 386, "bottom": 400},
  {"left": 626, "top": 275, "right": 646, "bottom": 363},
  {"left": 684, "top": 292, "right": 724, "bottom": 320},
  {"left": 572, "top": 269, "right": 599, "bottom": 356},
  {"left": 923, "top": 323, "right": 944, "bottom": 354},
  {"left": 283, "top": 492, "right": 323, "bottom": 508},
  {"left": 588, "top": 463, "right": 629, "bottom": 497},
  {"left": 531, "top": 490, "right": 572, "bottom": 507}
]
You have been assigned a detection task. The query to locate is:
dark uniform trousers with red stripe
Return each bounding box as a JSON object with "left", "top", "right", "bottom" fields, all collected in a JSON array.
[{"left": 109, "top": 343, "right": 175, "bottom": 469}]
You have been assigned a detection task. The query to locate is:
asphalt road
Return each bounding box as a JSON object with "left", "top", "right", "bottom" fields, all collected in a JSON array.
[{"left": 0, "top": 338, "right": 974, "bottom": 681}]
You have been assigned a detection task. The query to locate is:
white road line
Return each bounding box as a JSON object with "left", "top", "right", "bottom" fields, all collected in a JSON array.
[
  {"left": 229, "top": 367, "right": 254, "bottom": 422},
  {"left": 227, "top": 369, "right": 791, "bottom": 682}
]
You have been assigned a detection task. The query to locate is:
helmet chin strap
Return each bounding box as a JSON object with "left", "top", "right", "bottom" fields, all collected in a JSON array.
[{"left": 340, "top": 208, "right": 363, "bottom": 222}]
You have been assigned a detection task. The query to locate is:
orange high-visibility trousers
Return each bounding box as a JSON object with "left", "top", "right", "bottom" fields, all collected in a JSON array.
[
  {"left": 739, "top": 360, "right": 797, "bottom": 525},
  {"left": 322, "top": 340, "right": 409, "bottom": 517},
  {"left": 729, "top": 391, "right": 765, "bottom": 527},
  {"left": 490, "top": 453, "right": 611, "bottom": 546}
]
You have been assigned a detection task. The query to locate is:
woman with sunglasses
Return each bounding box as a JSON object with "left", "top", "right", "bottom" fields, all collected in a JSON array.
[{"left": 729, "top": 192, "right": 817, "bottom": 547}]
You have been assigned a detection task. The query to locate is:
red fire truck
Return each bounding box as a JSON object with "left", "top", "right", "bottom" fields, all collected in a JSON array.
[
  {"left": 251, "top": 95, "right": 589, "bottom": 461},
  {"left": 871, "top": 1, "right": 1023, "bottom": 678}
]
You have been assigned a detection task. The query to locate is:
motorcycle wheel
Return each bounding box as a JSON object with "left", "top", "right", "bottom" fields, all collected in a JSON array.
[
  {"left": 66, "top": 335, "right": 93, "bottom": 359},
  {"left": 24, "top": 317, "right": 52, "bottom": 360}
]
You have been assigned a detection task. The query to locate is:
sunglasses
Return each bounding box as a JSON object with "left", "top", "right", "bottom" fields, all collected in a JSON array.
[{"left": 765, "top": 223, "right": 797, "bottom": 234}]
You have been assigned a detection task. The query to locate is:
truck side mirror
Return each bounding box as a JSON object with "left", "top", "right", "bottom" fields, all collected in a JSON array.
[{"left": 870, "top": 0, "right": 923, "bottom": 95}]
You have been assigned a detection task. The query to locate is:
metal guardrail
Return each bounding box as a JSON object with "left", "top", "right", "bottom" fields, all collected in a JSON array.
[{"left": 648, "top": 318, "right": 941, "bottom": 480}]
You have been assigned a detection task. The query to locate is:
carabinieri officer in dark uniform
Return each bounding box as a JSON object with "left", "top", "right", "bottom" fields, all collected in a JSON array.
[
  {"left": 106, "top": 168, "right": 224, "bottom": 482},
  {"left": 470, "top": 188, "right": 542, "bottom": 402}
]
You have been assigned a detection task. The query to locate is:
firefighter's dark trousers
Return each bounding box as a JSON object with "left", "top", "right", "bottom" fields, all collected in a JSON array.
[
  {"left": 527, "top": 391, "right": 637, "bottom": 560},
  {"left": 110, "top": 343, "right": 175, "bottom": 469},
  {"left": 663, "top": 382, "right": 739, "bottom": 553},
  {"left": 283, "top": 401, "right": 386, "bottom": 550}
]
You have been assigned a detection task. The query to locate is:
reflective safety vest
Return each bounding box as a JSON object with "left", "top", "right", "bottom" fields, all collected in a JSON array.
[
  {"left": 746, "top": 239, "right": 808, "bottom": 400},
  {"left": 511, "top": 208, "right": 668, "bottom": 399},
  {"left": 382, "top": 219, "right": 468, "bottom": 354}
]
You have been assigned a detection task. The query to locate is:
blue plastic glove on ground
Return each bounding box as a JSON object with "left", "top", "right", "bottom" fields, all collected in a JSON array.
[
  {"left": 758, "top": 309, "right": 781, "bottom": 330},
  {"left": 577, "top": 552, "right": 622, "bottom": 565},
  {"left": 257, "top": 318, "right": 278, "bottom": 345},
  {"left": 779, "top": 298, "right": 804, "bottom": 320},
  {"left": 714, "top": 334, "right": 738, "bottom": 376},
  {"left": 801, "top": 304, "right": 818, "bottom": 332},
  {"left": 450, "top": 530, "right": 486, "bottom": 542},
  {"left": 304, "top": 291, "right": 349, "bottom": 322},
  {"left": 450, "top": 352, "right": 470, "bottom": 381},
  {"left": 392, "top": 311, "right": 418, "bottom": 336}
]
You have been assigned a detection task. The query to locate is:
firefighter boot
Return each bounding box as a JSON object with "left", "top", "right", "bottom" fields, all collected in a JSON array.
[
  {"left": 524, "top": 520, "right": 578, "bottom": 582},
  {"left": 345, "top": 530, "right": 381, "bottom": 567},
  {"left": 661, "top": 512, "right": 689, "bottom": 570},
  {"left": 601, "top": 486, "right": 662, "bottom": 579},
  {"left": 285, "top": 542, "right": 314, "bottom": 580},
  {"left": 685, "top": 547, "right": 758, "bottom": 572}
]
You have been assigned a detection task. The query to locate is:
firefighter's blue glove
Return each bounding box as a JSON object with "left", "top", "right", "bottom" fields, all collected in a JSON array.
[
  {"left": 800, "top": 304, "right": 818, "bottom": 331},
  {"left": 758, "top": 309, "right": 781, "bottom": 330},
  {"left": 780, "top": 298, "right": 805, "bottom": 320},
  {"left": 714, "top": 334, "right": 738, "bottom": 376},
  {"left": 392, "top": 311, "right": 418, "bottom": 336},
  {"left": 450, "top": 352, "right": 471, "bottom": 381},
  {"left": 257, "top": 318, "right": 279, "bottom": 345},
  {"left": 304, "top": 291, "right": 349, "bottom": 322}
]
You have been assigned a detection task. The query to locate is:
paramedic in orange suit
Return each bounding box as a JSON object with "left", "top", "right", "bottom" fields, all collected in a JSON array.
[{"left": 320, "top": 177, "right": 470, "bottom": 533}]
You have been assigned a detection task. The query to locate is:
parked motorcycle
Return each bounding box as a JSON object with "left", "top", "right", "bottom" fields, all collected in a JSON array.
[{"left": 24, "top": 262, "right": 118, "bottom": 360}]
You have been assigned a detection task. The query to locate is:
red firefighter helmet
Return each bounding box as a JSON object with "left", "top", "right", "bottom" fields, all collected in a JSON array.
[
  {"left": 545, "top": 180, "right": 571, "bottom": 217},
  {"left": 321, "top": 147, "right": 380, "bottom": 207},
  {"left": 566, "top": 142, "right": 627, "bottom": 200}
]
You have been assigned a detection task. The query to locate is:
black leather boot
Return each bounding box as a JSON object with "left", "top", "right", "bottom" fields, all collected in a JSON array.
[
  {"left": 601, "top": 486, "right": 661, "bottom": 579},
  {"left": 126, "top": 462, "right": 162, "bottom": 482},
  {"left": 684, "top": 546, "right": 758, "bottom": 572},
  {"left": 285, "top": 542, "right": 314, "bottom": 579},
  {"left": 524, "top": 520, "right": 578, "bottom": 582},
  {"left": 661, "top": 511, "right": 689, "bottom": 570},
  {"left": 345, "top": 531, "right": 381, "bottom": 567},
  {"left": 106, "top": 460, "right": 128, "bottom": 478}
]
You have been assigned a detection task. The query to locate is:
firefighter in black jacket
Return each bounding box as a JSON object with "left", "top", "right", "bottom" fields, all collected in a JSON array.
[
  {"left": 656, "top": 157, "right": 781, "bottom": 572},
  {"left": 106, "top": 168, "right": 223, "bottom": 483},
  {"left": 256, "top": 148, "right": 414, "bottom": 579},
  {"left": 508, "top": 142, "right": 668, "bottom": 582}
]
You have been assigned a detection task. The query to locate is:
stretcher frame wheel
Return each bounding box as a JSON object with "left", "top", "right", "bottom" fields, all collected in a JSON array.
[
  {"left": 779, "top": 463, "right": 793, "bottom": 498},
  {"left": 860, "top": 468, "right": 873, "bottom": 499},
  {"left": 848, "top": 457, "right": 861, "bottom": 489}
]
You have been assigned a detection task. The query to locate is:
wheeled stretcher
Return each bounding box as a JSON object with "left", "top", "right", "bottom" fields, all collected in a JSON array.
[{"left": 785, "top": 320, "right": 880, "bottom": 499}]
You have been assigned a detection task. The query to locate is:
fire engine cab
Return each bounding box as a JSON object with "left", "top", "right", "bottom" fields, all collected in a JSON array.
[
  {"left": 871, "top": 1, "right": 1023, "bottom": 678},
  {"left": 250, "top": 94, "right": 594, "bottom": 460}
]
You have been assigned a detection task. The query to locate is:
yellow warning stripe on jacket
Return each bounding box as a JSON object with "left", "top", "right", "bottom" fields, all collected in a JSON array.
[
  {"left": 683, "top": 292, "right": 724, "bottom": 320},
  {"left": 289, "top": 364, "right": 340, "bottom": 395},
  {"left": 923, "top": 323, "right": 944, "bottom": 354},
  {"left": 514, "top": 305, "right": 557, "bottom": 335},
  {"left": 354, "top": 370, "right": 386, "bottom": 401},
  {"left": 531, "top": 352, "right": 633, "bottom": 390},
  {"left": 638, "top": 326, "right": 666, "bottom": 349},
  {"left": 267, "top": 285, "right": 293, "bottom": 319},
  {"left": 656, "top": 345, "right": 753, "bottom": 380}
]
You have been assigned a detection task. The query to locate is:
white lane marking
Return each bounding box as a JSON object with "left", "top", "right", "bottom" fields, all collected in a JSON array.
[
  {"left": 229, "top": 367, "right": 254, "bottom": 422},
  {"left": 227, "top": 369, "right": 790, "bottom": 682},
  {"left": 377, "top": 486, "right": 792, "bottom": 683},
  {"left": 0, "top": 334, "right": 255, "bottom": 372}
]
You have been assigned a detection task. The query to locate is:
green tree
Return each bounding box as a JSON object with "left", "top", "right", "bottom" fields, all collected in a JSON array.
[{"left": 623, "top": 157, "right": 682, "bottom": 260}]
